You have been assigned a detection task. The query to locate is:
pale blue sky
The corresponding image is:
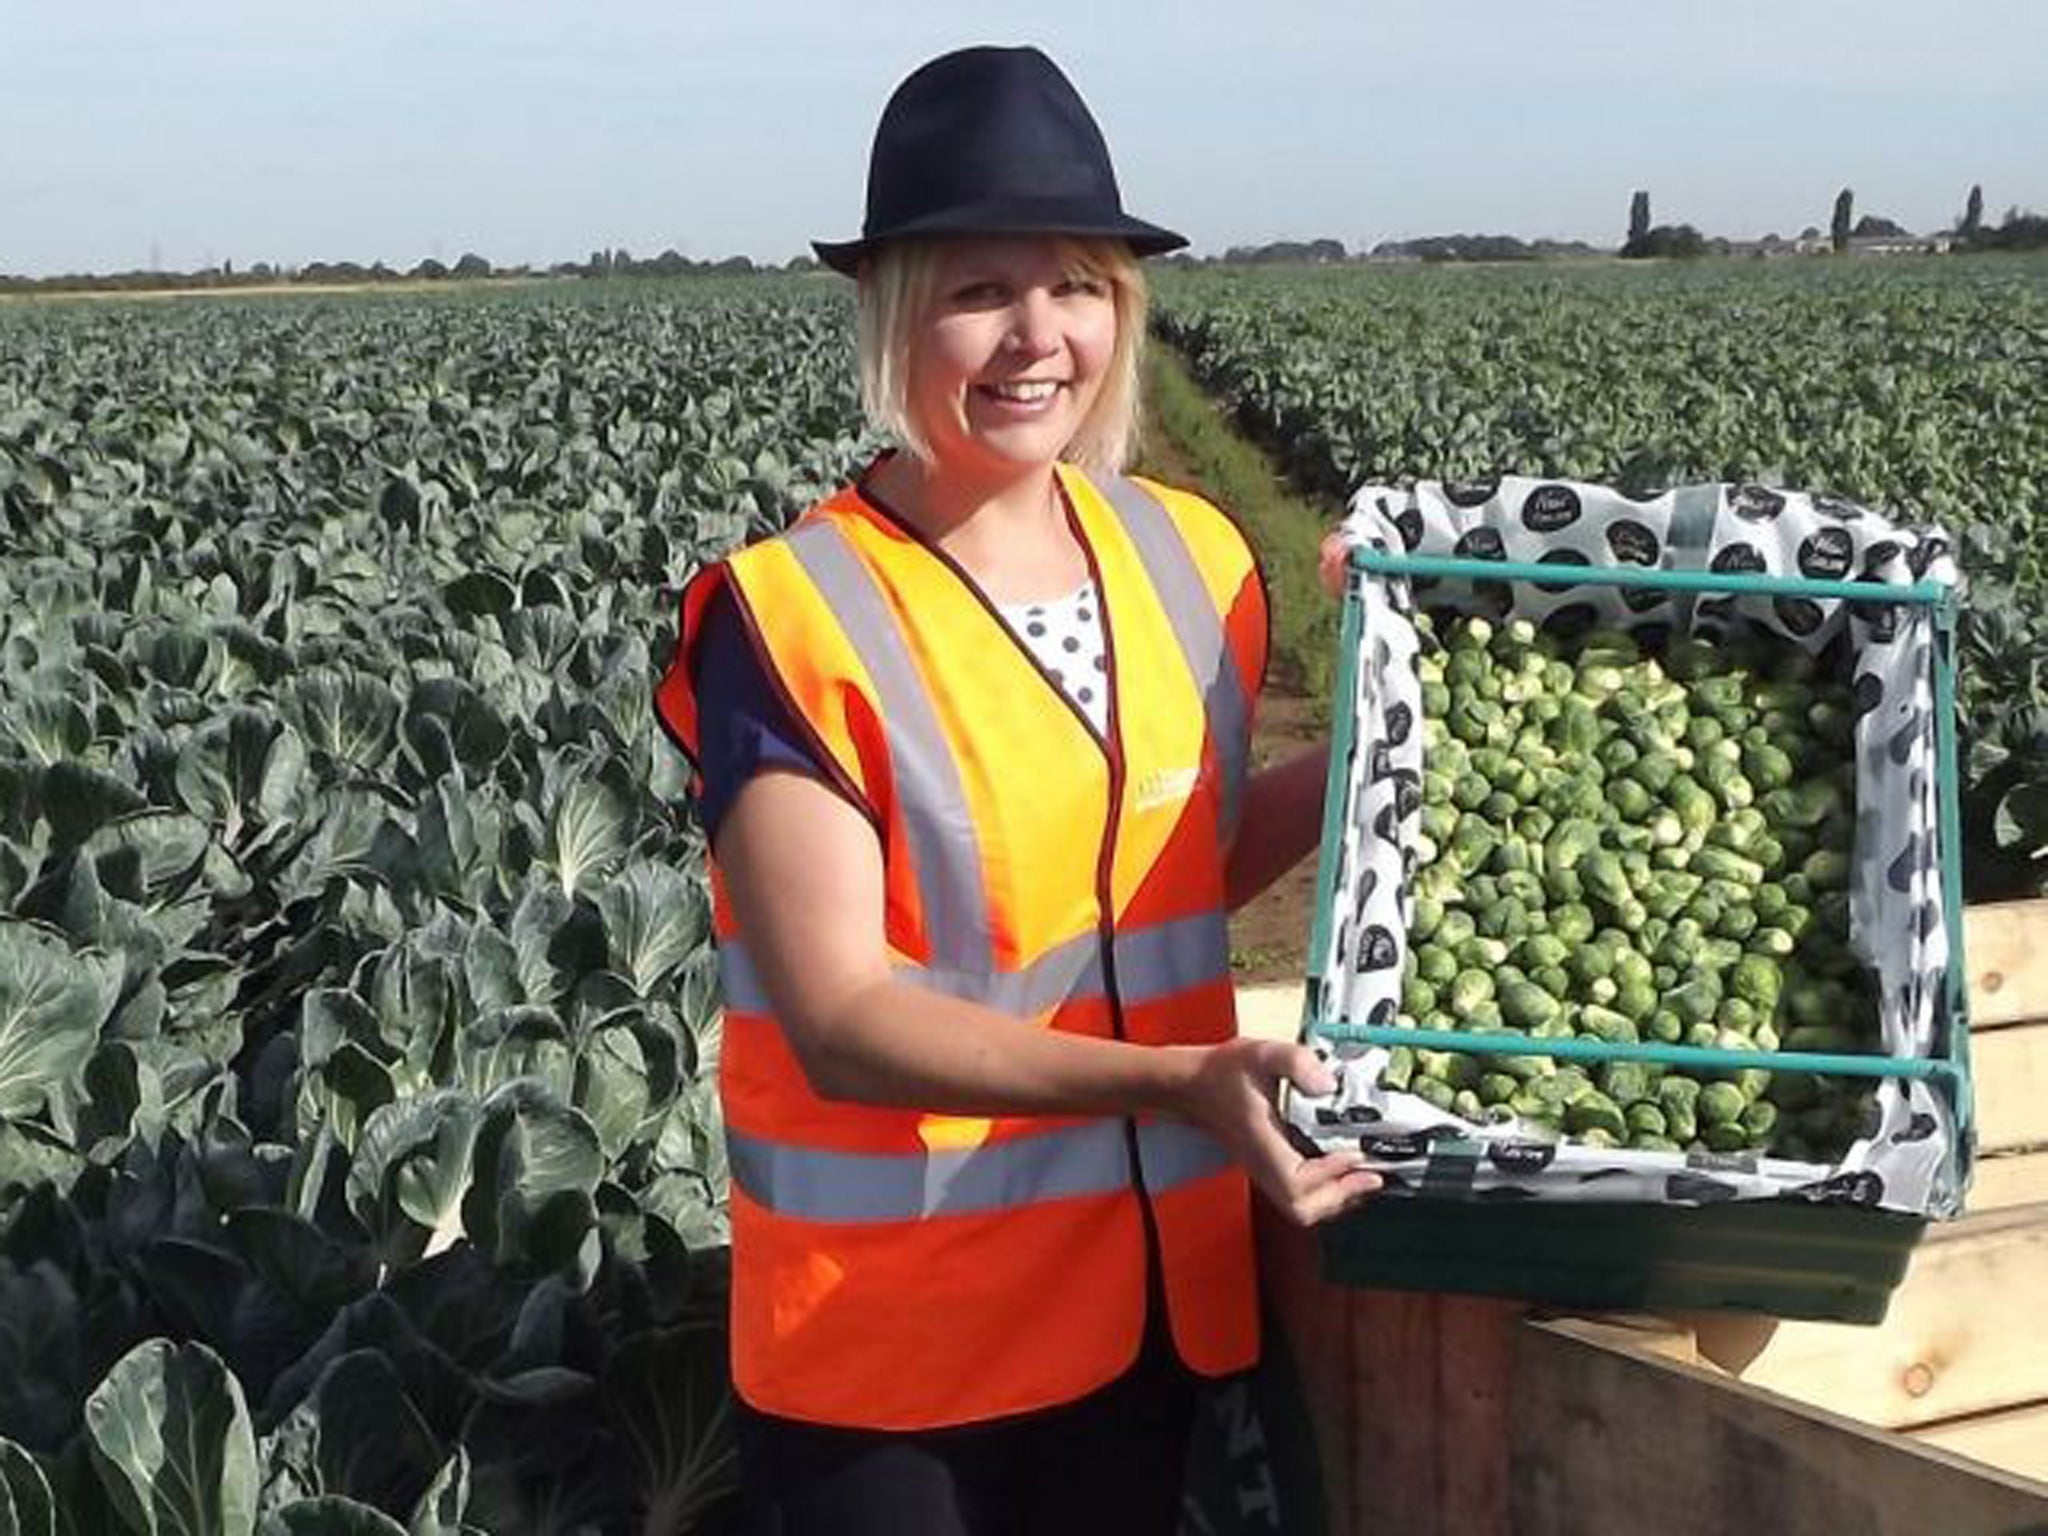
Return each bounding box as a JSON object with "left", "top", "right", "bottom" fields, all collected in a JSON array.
[{"left": 5, "top": 0, "right": 2044, "bottom": 276}]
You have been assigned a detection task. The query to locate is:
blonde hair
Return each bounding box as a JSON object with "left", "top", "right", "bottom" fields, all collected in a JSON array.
[{"left": 856, "top": 237, "right": 1148, "bottom": 476}]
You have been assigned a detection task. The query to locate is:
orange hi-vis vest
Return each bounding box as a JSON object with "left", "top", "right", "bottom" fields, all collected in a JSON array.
[{"left": 655, "top": 464, "right": 1267, "bottom": 1429}]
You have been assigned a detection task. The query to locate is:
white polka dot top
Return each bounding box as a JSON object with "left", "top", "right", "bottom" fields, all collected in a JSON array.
[{"left": 995, "top": 581, "right": 1111, "bottom": 737}]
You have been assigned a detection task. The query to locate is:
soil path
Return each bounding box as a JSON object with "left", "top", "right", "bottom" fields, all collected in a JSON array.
[{"left": 1136, "top": 377, "right": 1326, "bottom": 987}]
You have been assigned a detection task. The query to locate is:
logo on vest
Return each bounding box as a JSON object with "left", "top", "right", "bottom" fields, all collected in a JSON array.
[{"left": 1134, "top": 764, "right": 1204, "bottom": 812}]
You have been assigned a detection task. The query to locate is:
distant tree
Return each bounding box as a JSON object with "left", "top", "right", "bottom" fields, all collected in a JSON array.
[
  {"left": 1798, "top": 225, "right": 1823, "bottom": 243},
  {"left": 412, "top": 257, "right": 449, "bottom": 281},
  {"left": 1831, "top": 189, "right": 1854, "bottom": 253},
  {"left": 1961, "top": 184, "right": 1985, "bottom": 241},
  {"left": 452, "top": 252, "right": 492, "bottom": 279},
  {"left": 1621, "top": 223, "right": 1707, "bottom": 260},
  {"left": 1850, "top": 215, "right": 1911, "bottom": 240},
  {"left": 1628, "top": 191, "right": 1651, "bottom": 247}
]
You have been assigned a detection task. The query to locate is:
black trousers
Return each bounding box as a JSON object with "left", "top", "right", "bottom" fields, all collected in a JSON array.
[{"left": 731, "top": 1316, "right": 1200, "bottom": 1536}]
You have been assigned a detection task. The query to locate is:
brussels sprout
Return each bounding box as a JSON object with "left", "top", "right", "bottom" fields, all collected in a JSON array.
[{"left": 1698, "top": 1081, "right": 1749, "bottom": 1126}]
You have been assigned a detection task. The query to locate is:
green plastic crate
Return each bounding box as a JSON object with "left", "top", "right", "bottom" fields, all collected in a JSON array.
[{"left": 1303, "top": 545, "right": 1974, "bottom": 1324}]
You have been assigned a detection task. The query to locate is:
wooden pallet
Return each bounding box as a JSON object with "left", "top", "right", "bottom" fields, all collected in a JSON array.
[{"left": 1250, "top": 898, "right": 2048, "bottom": 1532}]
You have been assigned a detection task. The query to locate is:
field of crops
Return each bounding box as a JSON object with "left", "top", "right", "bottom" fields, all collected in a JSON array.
[
  {"left": 1156, "top": 256, "right": 2048, "bottom": 897},
  {"left": 0, "top": 283, "right": 872, "bottom": 1532},
  {"left": 3, "top": 256, "right": 2047, "bottom": 1531}
]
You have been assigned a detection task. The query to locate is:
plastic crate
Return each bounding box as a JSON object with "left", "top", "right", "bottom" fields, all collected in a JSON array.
[{"left": 1304, "top": 544, "right": 1973, "bottom": 1323}]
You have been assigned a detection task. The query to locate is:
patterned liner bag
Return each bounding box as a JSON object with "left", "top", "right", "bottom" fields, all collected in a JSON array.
[{"left": 1285, "top": 477, "right": 1966, "bottom": 1216}]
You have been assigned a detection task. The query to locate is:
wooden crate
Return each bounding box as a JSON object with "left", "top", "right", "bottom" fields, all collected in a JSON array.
[{"left": 1247, "top": 898, "right": 2048, "bottom": 1532}]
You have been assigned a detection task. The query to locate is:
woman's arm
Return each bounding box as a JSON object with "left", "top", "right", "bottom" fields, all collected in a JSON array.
[
  {"left": 716, "top": 766, "right": 1379, "bottom": 1225},
  {"left": 1222, "top": 742, "right": 1331, "bottom": 911}
]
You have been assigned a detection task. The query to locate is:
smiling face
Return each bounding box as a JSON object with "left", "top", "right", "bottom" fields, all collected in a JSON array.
[{"left": 899, "top": 236, "right": 1120, "bottom": 479}]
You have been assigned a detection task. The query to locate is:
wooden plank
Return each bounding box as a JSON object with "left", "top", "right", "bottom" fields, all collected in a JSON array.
[
  {"left": 1915, "top": 1401, "right": 2048, "bottom": 1484},
  {"left": 1733, "top": 1204, "right": 2048, "bottom": 1431},
  {"left": 1252, "top": 1210, "right": 1359, "bottom": 1531},
  {"left": 1511, "top": 1317, "right": 2048, "bottom": 1536},
  {"left": 1967, "top": 1151, "right": 2048, "bottom": 1213},
  {"left": 1975, "top": 1022, "right": 2048, "bottom": 1155},
  {"left": 1964, "top": 899, "right": 2048, "bottom": 1029}
]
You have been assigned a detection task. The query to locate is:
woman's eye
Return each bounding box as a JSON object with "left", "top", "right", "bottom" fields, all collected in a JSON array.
[
  {"left": 950, "top": 282, "right": 1006, "bottom": 305},
  {"left": 1058, "top": 276, "right": 1108, "bottom": 298}
]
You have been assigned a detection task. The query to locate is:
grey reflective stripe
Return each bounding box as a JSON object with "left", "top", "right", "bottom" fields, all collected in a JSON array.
[
  {"left": 784, "top": 521, "right": 994, "bottom": 976},
  {"left": 727, "top": 1119, "right": 1235, "bottom": 1222},
  {"left": 1136, "top": 1120, "right": 1237, "bottom": 1194},
  {"left": 1115, "top": 909, "right": 1230, "bottom": 1004},
  {"left": 1098, "top": 477, "right": 1251, "bottom": 840},
  {"left": 728, "top": 1119, "right": 1132, "bottom": 1222},
  {"left": 717, "top": 910, "right": 1228, "bottom": 1018}
]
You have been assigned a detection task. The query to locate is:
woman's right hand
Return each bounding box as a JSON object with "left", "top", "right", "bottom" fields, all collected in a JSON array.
[{"left": 1174, "top": 1038, "right": 1381, "bottom": 1227}]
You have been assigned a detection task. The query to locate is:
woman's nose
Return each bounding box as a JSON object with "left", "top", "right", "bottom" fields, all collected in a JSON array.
[{"left": 1005, "top": 292, "right": 1061, "bottom": 356}]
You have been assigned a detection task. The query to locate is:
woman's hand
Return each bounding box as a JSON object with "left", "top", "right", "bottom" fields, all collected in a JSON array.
[
  {"left": 1171, "top": 1038, "right": 1381, "bottom": 1227},
  {"left": 1318, "top": 528, "right": 1349, "bottom": 598}
]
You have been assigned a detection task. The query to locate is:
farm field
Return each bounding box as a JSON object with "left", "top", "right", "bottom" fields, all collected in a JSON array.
[
  {"left": 0, "top": 282, "right": 872, "bottom": 1532},
  {"left": 0, "top": 258, "right": 2045, "bottom": 1529}
]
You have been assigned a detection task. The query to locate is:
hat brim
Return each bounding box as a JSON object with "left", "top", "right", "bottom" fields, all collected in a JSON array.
[{"left": 812, "top": 202, "right": 1187, "bottom": 277}]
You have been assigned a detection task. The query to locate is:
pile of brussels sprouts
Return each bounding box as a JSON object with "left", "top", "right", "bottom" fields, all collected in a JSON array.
[{"left": 1392, "top": 613, "right": 1880, "bottom": 1159}]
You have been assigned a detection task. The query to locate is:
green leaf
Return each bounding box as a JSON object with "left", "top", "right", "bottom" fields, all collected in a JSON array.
[
  {"left": 405, "top": 1450, "right": 469, "bottom": 1536},
  {"left": 0, "top": 922, "right": 119, "bottom": 1120},
  {"left": 2, "top": 698, "right": 92, "bottom": 766},
  {"left": 223, "top": 1208, "right": 374, "bottom": 1316},
  {"left": 0, "top": 1437, "right": 56, "bottom": 1536},
  {"left": 601, "top": 1324, "right": 741, "bottom": 1536},
  {"left": 345, "top": 1090, "right": 482, "bottom": 1264},
  {"left": 38, "top": 761, "right": 148, "bottom": 851},
  {"left": 595, "top": 861, "right": 710, "bottom": 999},
  {"left": 304, "top": 1352, "right": 445, "bottom": 1518},
  {"left": 80, "top": 812, "right": 212, "bottom": 904},
  {"left": 173, "top": 710, "right": 308, "bottom": 844},
  {"left": 544, "top": 779, "right": 628, "bottom": 898},
  {"left": 286, "top": 672, "right": 400, "bottom": 773},
  {"left": 462, "top": 1081, "right": 603, "bottom": 1280},
  {"left": 1993, "top": 780, "right": 2048, "bottom": 857},
  {"left": 258, "top": 1499, "right": 407, "bottom": 1536},
  {"left": 440, "top": 571, "right": 517, "bottom": 619},
  {"left": 402, "top": 679, "right": 508, "bottom": 778},
  {"left": 83, "top": 1340, "right": 257, "bottom": 1536}
]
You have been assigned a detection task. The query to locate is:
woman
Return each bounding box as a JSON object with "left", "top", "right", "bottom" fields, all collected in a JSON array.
[{"left": 655, "top": 44, "right": 1378, "bottom": 1534}]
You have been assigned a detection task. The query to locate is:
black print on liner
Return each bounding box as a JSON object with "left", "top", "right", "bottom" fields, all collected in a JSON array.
[
  {"left": 1908, "top": 536, "right": 1951, "bottom": 578},
  {"left": 1622, "top": 584, "right": 1668, "bottom": 614},
  {"left": 1453, "top": 526, "right": 1508, "bottom": 562},
  {"left": 1773, "top": 596, "right": 1825, "bottom": 637},
  {"left": 1543, "top": 602, "right": 1600, "bottom": 639},
  {"left": 1356, "top": 925, "right": 1399, "bottom": 971},
  {"left": 1798, "top": 527, "right": 1855, "bottom": 580},
  {"left": 1811, "top": 493, "right": 1865, "bottom": 523},
  {"left": 1729, "top": 485, "right": 1788, "bottom": 521},
  {"left": 1605, "top": 519, "right": 1661, "bottom": 566},
  {"left": 1665, "top": 1172, "right": 1742, "bottom": 1204},
  {"left": 1395, "top": 508, "right": 1426, "bottom": 550},
  {"left": 1485, "top": 1141, "right": 1557, "bottom": 1174},
  {"left": 1521, "top": 484, "right": 1583, "bottom": 533},
  {"left": 1711, "top": 543, "right": 1768, "bottom": 575},
  {"left": 1533, "top": 548, "right": 1591, "bottom": 593},
  {"left": 1444, "top": 480, "right": 1500, "bottom": 509},
  {"left": 1393, "top": 771, "right": 1423, "bottom": 821}
]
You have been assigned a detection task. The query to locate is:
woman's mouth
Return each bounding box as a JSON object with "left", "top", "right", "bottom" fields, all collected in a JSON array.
[{"left": 978, "top": 379, "right": 1064, "bottom": 406}]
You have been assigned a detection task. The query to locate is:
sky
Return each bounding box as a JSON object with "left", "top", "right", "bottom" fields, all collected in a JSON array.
[{"left": 5, "top": 0, "right": 2045, "bottom": 277}]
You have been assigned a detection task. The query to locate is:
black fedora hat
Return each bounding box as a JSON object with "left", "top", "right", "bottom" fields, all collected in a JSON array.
[{"left": 813, "top": 45, "right": 1186, "bottom": 276}]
